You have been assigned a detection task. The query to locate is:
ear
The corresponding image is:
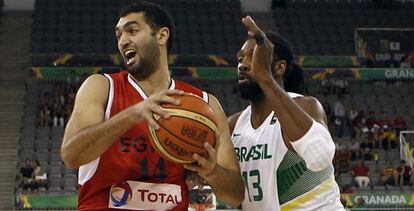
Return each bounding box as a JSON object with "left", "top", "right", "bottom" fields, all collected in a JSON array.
[
  {"left": 156, "top": 27, "right": 170, "bottom": 47},
  {"left": 273, "top": 60, "right": 287, "bottom": 77}
]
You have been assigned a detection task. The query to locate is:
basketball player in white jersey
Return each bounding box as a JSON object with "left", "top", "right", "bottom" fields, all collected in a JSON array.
[{"left": 228, "top": 16, "right": 344, "bottom": 210}]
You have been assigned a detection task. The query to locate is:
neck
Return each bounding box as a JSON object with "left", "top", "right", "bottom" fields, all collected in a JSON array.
[
  {"left": 250, "top": 97, "right": 274, "bottom": 129},
  {"left": 131, "top": 50, "right": 171, "bottom": 95},
  {"left": 249, "top": 77, "right": 284, "bottom": 129},
  {"left": 275, "top": 77, "right": 284, "bottom": 89}
]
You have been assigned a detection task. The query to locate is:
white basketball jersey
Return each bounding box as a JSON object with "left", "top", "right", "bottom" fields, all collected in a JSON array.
[{"left": 232, "top": 93, "right": 344, "bottom": 211}]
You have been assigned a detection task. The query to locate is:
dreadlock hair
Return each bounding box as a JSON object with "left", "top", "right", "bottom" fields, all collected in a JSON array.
[
  {"left": 119, "top": 1, "right": 175, "bottom": 53},
  {"left": 266, "top": 32, "right": 306, "bottom": 94}
]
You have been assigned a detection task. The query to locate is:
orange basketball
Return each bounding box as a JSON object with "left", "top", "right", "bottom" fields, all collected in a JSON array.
[{"left": 148, "top": 94, "right": 218, "bottom": 164}]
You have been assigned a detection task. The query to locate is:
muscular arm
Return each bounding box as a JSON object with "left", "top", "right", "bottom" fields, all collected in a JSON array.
[
  {"left": 61, "top": 74, "right": 181, "bottom": 169},
  {"left": 258, "top": 78, "right": 335, "bottom": 172},
  {"left": 61, "top": 75, "right": 136, "bottom": 168},
  {"left": 258, "top": 79, "right": 317, "bottom": 144},
  {"left": 206, "top": 95, "right": 244, "bottom": 206},
  {"left": 243, "top": 16, "right": 334, "bottom": 171}
]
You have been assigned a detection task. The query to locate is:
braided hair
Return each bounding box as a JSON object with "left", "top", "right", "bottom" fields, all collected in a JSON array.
[{"left": 266, "top": 32, "right": 305, "bottom": 94}]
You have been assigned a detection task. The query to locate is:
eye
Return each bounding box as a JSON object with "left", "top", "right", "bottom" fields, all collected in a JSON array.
[
  {"left": 237, "top": 56, "right": 243, "bottom": 63},
  {"left": 116, "top": 33, "right": 121, "bottom": 40},
  {"left": 131, "top": 29, "right": 139, "bottom": 35}
]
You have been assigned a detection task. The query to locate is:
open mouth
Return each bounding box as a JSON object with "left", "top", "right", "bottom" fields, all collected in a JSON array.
[
  {"left": 125, "top": 49, "right": 137, "bottom": 66},
  {"left": 238, "top": 74, "right": 249, "bottom": 83}
]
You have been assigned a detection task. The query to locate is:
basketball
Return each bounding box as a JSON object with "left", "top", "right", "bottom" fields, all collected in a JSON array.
[{"left": 148, "top": 94, "right": 219, "bottom": 164}]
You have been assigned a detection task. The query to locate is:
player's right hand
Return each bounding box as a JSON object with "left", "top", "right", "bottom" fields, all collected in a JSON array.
[
  {"left": 127, "top": 89, "right": 184, "bottom": 129},
  {"left": 242, "top": 16, "right": 274, "bottom": 81}
]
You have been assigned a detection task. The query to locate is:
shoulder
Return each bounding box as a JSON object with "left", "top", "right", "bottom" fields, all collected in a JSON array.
[
  {"left": 75, "top": 74, "right": 109, "bottom": 105},
  {"left": 205, "top": 94, "right": 227, "bottom": 127},
  {"left": 102, "top": 71, "right": 131, "bottom": 84},
  {"left": 293, "top": 95, "right": 327, "bottom": 127},
  {"left": 83, "top": 73, "right": 109, "bottom": 84},
  {"left": 206, "top": 93, "right": 221, "bottom": 111},
  {"left": 227, "top": 112, "right": 242, "bottom": 134},
  {"left": 174, "top": 79, "right": 202, "bottom": 92},
  {"left": 293, "top": 95, "right": 320, "bottom": 106},
  {"left": 174, "top": 79, "right": 208, "bottom": 100},
  {"left": 79, "top": 74, "right": 109, "bottom": 93}
]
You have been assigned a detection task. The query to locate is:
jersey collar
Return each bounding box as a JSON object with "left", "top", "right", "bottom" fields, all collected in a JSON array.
[{"left": 127, "top": 73, "right": 175, "bottom": 99}]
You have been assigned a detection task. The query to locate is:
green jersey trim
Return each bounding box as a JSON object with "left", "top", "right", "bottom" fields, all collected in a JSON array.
[{"left": 277, "top": 150, "right": 333, "bottom": 205}]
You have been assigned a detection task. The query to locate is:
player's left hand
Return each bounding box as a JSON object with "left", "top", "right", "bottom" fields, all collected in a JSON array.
[
  {"left": 185, "top": 171, "right": 205, "bottom": 190},
  {"left": 242, "top": 15, "right": 274, "bottom": 81},
  {"left": 183, "top": 142, "right": 218, "bottom": 183}
]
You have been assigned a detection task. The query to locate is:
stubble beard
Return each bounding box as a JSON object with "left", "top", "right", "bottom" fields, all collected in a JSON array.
[
  {"left": 238, "top": 81, "right": 264, "bottom": 102},
  {"left": 126, "top": 37, "right": 160, "bottom": 80}
]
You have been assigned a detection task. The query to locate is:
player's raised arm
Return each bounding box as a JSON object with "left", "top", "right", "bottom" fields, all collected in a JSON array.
[
  {"left": 241, "top": 16, "right": 335, "bottom": 172},
  {"left": 184, "top": 94, "right": 244, "bottom": 206},
  {"left": 61, "top": 74, "right": 183, "bottom": 168}
]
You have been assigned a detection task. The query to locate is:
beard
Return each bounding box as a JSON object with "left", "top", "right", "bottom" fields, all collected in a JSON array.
[
  {"left": 238, "top": 80, "right": 264, "bottom": 102},
  {"left": 126, "top": 37, "right": 160, "bottom": 80}
]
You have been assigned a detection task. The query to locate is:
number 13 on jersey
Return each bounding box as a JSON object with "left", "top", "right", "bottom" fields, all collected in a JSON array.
[{"left": 242, "top": 170, "right": 263, "bottom": 202}]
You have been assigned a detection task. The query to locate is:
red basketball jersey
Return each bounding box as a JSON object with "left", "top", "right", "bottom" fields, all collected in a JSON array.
[{"left": 77, "top": 71, "right": 209, "bottom": 210}]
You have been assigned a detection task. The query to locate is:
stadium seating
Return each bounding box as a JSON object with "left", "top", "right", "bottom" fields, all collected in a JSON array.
[
  {"left": 311, "top": 80, "right": 414, "bottom": 121},
  {"left": 18, "top": 78, "right": 413, "bottom": 193},
  {"left": 273, "top": 0, "right": 414, "bottom": 55},
  {"left": 17, "top": 1, "right": 414, "bottom": 209},
  {"left": 30, "top": 0, "right": 245, "bottom": 57},
  {"left": 0, "top": 0, "right": 3, "bottom": 21},
  {"left": 30, "top": 0, "right": 414, "bottom": 66}
]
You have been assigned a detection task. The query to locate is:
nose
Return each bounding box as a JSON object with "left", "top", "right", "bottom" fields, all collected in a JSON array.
[
  {"left": 238, "top": 59, "right": 250, "bottom": 72},
  {"left": 118, "top": 34, "right": 131, "bottom": 49},
  {"left": 238, "top": 64, "right": 248, "bottom": 72}
]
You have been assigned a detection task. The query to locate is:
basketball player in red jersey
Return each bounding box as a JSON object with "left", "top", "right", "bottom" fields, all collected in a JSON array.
[{"left": 60, "top": 2, "right": 244, "bottom": 210}]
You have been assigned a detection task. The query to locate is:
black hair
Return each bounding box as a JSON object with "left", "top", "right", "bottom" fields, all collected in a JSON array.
[
  {"left": 119, "top": 1, "right": 175, "bottom": 53},
  {"left": 265, "top": 32, "right": 305, "bottom": 94}
]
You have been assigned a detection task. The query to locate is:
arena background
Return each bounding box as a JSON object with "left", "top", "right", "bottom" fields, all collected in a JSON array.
[{"left": 0, "top": 0, "right": 413, "bottom": 210}]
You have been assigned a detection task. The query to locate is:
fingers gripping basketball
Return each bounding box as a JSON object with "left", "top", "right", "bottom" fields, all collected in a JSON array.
[{"left": 148, "top": 94, "right": 218, "bottom": 164}]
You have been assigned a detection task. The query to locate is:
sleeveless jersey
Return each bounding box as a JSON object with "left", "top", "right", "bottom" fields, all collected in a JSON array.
[
  {"left": 232, "top": 93, "right": 344, "bottom": 211},
  {"left": 77, "top": 71, "right": 209, "bottom": 210}
]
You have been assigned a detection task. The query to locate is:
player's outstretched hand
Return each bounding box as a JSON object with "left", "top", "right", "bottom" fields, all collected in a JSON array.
[
  {"left": 127, "top": 89, "right": 184, "bottom": 129},
  {"left": 242, "top": 15, "right": 274, "bottom": 81}
]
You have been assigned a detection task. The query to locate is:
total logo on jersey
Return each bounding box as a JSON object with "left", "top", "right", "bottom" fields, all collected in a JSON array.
[
  {"left": 110, "top": 182, "right": 133, "bottom": 207},
  {"left": 108, "top": 181, "right": 183, "bottom": 210},
  {"left": 234, "top": 144, "right": 273, "bottom": 162}
]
